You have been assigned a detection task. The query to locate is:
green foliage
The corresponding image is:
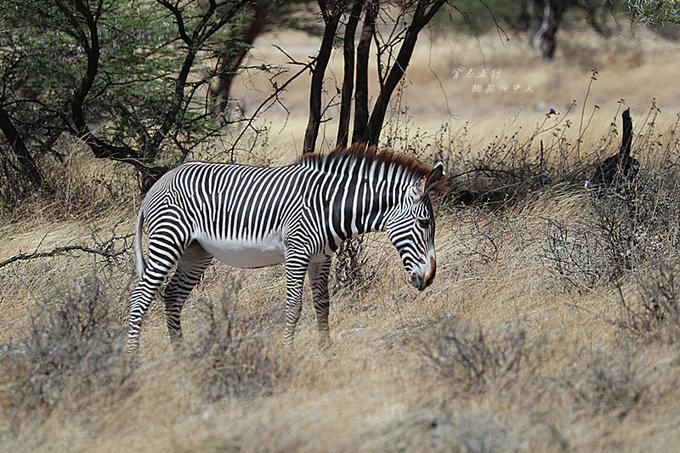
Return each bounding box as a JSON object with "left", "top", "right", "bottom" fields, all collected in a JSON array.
[
  {"left": 0, "top": 0, "right": 262, "bottom": 193},
  {"left": 626, "top": 0, "right": 680, "bottom": 26}
]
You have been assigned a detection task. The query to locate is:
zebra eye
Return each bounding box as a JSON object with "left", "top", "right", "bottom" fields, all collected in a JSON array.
[{"left": 417, "top": 218, "right": 429, "bottom": 228}]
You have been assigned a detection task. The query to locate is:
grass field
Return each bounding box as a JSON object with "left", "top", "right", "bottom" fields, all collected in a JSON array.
[{"left": 2, "top": 22, "right": 680, "bottom": 452}]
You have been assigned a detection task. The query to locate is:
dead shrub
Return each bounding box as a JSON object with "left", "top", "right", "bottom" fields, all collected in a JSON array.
[
  {"left": 632, "top": 261, "right": 680, "bottom": 343},
  {"left": 543, "top": 168, "right": 680, "bottom": 293},
  {"left": 542, "top": 216, "right": 611, "bottom": 291},
  {"left": 417, "top": 316, "right": 536, "bottom": 394},
  {"left": 404, "top": 409, "right": 511, "bottom": 453},
  {"left": 186, "top": 277, "right": 289, "bottom": 402},
  {"left": 559, "top": 347, "right": 648, "bottom": 416},
  {"left": 454, "top": 412, "right": 510, "bottom": 453},
  {"left": 0, "top": 271, "right": 132, "bottom": 424},
  {"left": 333, "top": 236, "right": 374, "bottom": 289}
]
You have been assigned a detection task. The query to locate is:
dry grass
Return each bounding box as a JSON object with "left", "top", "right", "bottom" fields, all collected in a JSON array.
[{"left": 2, "top": 25, "right": 680, "bottom": 452}]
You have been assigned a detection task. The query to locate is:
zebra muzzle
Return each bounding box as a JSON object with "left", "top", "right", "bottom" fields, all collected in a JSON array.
[
  {"left": 409, "top": 256, "right": 436, "bottom": 291},
  {"left": 409, "top": 273, "right": 427, "bottom": 291}
]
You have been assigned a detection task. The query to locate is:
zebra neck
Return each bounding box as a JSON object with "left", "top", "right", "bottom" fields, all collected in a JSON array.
[{"left": 330, "top": 175, "right": 405, "bottom": 241}]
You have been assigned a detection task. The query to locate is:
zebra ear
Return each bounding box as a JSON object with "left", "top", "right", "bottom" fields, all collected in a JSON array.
[
  {"left": 425, "top": 162, "right": 446, "bottom": 193},
  {"left": 415, "top": 162, "right": 446, "bottom": 196}
]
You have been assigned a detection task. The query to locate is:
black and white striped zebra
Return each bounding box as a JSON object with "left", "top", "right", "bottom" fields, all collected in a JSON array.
[{"left": 128, "top": 144, "right": 444, "bottom": 352}]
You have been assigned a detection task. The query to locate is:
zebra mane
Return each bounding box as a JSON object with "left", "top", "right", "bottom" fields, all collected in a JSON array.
[{"left": 296, "top": 143, "right": 432, "bottom": 182}]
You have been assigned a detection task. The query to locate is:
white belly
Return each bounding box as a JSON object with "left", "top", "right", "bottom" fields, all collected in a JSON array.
[{"left": 194, "top": 233, "right": 285, "bottom": 269}]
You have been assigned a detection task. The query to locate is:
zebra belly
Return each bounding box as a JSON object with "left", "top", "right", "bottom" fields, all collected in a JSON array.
[{"left": 194, "top": 233, "right": 285, "bottom": 269}]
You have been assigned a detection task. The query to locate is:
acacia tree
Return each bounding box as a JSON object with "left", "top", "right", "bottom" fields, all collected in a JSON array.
[
  {"left": 0, "top": 0, "right": 266, "bottom": 193},
  {"left": 302, "top": 0, "right": 447, "bottom": 155},
  {"left": 207, "top": 4, "right": 277, "bottom": 111}
]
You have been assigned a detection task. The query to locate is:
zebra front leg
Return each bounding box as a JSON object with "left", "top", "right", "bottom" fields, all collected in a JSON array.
[
  {"left": 283, "top": 256, "right": 309, "bottom": 349},
  {"left": 308, "top": 257, "right": 332, "bottom": 348},
  {"left": 163, "top": 241, "right": 213, "bottom": 347}
]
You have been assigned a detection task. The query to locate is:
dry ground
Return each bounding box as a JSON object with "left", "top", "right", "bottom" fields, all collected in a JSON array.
[{"left": 2, "top": 24, "right": 680, "bottom": 452}]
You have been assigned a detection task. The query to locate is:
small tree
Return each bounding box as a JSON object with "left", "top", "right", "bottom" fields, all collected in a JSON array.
[
  {"left": 302, "top": 0, "right": 447, "bottom": 154},
  {"left": 526, "top": 0, "right": 618, "bottom": 60},
  {"left": 0, "top": 0, "right": 268, "bottom": 193}
]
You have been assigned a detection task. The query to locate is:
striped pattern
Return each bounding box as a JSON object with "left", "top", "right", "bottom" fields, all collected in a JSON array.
[{"left": 127, "top": 144, "right": 444, "bottom": 352}]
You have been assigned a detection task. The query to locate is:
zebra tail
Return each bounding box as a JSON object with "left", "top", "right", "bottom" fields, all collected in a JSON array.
[{"left": 135, "top": 208, "right": 147, "bottom": 278}]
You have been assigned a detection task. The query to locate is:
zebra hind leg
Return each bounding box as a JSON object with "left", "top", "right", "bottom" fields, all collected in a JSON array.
[
  {"left": 128, "top": 235, "right": 188, "bottom": 354},
  {"left": 308, "top": 257, "right": 332, "bottom": 348},
  {"left": 163, "top": 241, "right": 213, "bottom": 347}
]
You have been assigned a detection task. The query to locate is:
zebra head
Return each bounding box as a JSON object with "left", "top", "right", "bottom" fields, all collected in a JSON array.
[{"left": 386, "top": 162, "right": 445, "bottom": 291}]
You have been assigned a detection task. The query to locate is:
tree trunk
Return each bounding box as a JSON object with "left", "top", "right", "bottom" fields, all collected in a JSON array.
[
  {"left": 351, "top": 0, "right": 377, "bottom": 145},
  {"left": 303, "top": 2, "right": 343, "bottom": 155},
  {"left": 70, "top": 0, "right": 140, "bottom": 164},
  {"left": 592, "top": 108, "right": 639, "bottom": 187},
  {"left": 336, "top": 0, "right": 365, "bottom": 147},
  {"left": 362, "top": 0, "right": 446, "bottom": 145},
  {"left": 0, "top": 107, "right": 43, "bottom": 187},
  {"left": 529, "top": 0, "right": 567, "bottom": 59},
  {"left": 208, "top": 9, "right": 266, "bottom": 111}
]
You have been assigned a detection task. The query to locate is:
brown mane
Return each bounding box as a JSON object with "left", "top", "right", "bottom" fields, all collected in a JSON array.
[{"left": 297, "top": 143, "right": 432, "bottom": 180}]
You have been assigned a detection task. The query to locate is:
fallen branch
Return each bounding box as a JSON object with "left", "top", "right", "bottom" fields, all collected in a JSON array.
[{"left": 0, "top": 234, "right": 133, "bottom": 269}]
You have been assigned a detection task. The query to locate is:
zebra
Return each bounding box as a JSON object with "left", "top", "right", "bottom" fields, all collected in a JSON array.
[{"left": 127, "top": 144, "right": 444, "bottom": 352}]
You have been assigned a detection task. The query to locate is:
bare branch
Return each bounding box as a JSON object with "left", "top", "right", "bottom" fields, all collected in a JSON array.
[
  {"left": 0, "top": 233, "right": 134, "bottom": 269},
  {"left": 157, "top": 0, "right": 192, "bottom": 45},
  {"left": 363, "top": 0, "right": 446, "bottom": 145},
  {"left": 228, "top": 59, "right": 316, "bottom": 160}
]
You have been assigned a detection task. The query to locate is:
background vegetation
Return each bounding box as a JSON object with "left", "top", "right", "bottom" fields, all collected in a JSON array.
[{"left": 1, "top": 1, "right": 680, "bottom": 451}]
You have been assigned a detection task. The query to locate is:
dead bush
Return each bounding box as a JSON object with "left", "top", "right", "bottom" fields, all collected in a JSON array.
[
  {"left": 333, "top": 236, "right": 374, "bottom": 289},
  {"left": 542, "top": 217, "right": 611, "bottom": 291},
  {"left": 186, "top": 277, "right": 289, "bottom": 402},
  {"left": 402, "top": 409, "right": 511, "bottom": 453},
  {"left": 417, "top": 316, "right": 536, "bottom": 394},
  {"left": 559, "top": 347, "right": 648, "bottom": 416},
  {"left": 543, "top": 168, "right": 680, "bottom": 293},
  {"left": 632, "top": 261, "right": 680, "bottom": 343},
  {"left": 0, "top": 271, "right": 132, "bottom": 423},
  {"left": 454, "top": 412, "right": 510, "bottom": 453}
]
